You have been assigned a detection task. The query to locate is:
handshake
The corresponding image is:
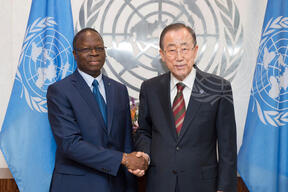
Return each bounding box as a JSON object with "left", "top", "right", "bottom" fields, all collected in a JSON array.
[{"left": 121, "top": 152, "right": 149, "bottom": 177}]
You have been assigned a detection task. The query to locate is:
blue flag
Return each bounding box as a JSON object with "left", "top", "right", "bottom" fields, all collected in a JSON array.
[
  {"left": 238, "top": 0, "right": 288, "bottom": 191},
  {"left": 0, "top": 0, "right": 75, "bottom": 191}
]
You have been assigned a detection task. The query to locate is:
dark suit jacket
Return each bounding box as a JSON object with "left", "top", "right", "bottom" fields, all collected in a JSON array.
[
  {"left": 47, "top": 70, "right": 136, "bottom": 192},
  {"left": 134, "top": 67, "right": 237, "bottom": 192}
]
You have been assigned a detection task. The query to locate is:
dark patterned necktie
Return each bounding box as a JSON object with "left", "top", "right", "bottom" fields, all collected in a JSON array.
[
  {"left": 92, "top": 80, "right": 107, "bottom": 126},
  {"left": 172, "top": 83, "right": 186, "bottom": 135}
]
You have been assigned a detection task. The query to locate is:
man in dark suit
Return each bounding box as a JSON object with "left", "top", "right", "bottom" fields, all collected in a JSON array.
[
  {"left": 47, "top": 28, "right": 147, "bottom": 192},
  {"left": 134, "top": 23, "right": 237, "bottom": 192}
]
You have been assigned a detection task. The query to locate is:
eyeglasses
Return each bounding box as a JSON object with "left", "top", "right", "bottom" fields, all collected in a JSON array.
[
  {"left": 164, "top": 46, "right": 195, "bottom": 57},
  {"left": 75, "top": 47, "right": 106, "bottom": 53}
]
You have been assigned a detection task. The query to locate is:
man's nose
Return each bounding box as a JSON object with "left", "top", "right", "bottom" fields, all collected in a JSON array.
[
  {"left": 176, "top": 49, "right": 184, "bottom": 60},
  {"left": 90, "top": 49, "right": 99, "bottom": 55}
]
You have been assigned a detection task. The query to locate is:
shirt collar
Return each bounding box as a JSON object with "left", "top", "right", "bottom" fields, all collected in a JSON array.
[
  {"left": 77, "top": 68, "right": 103, "bottom": 87},
  {"left": 170, "top": 68, "right": 196, "bottom": 90}
]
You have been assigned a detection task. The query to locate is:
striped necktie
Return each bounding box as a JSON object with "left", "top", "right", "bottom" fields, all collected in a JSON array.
[
  {"left": 92, "top": 80, "right": 107, "bottom": 126},
  {"left": 172, "top": 83, "right": 186, "bottom": 135}
]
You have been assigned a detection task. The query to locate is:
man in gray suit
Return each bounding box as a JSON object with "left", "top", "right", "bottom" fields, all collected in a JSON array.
[{"left": 134, "top": 23, "right": 237, "bottom": 192}]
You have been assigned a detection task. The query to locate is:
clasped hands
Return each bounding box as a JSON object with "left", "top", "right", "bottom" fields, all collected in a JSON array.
[{"left": 122, "top": 151, "right": 149, "bottom": 177}]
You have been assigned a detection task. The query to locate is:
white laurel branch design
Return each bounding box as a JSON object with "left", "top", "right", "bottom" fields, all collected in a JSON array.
[
  {"left": 75, "top": 0, "right": 105, "bottom": 33},
  {"left": 23, "top": 86, "right": 47, "bottom": 113},
  {"left": 260, "top": 16, "right": 288, "bottom": 46},
  {"left": 17, "top": 17, "right": 56, "bottom": 113},
  {"left": 255, "top": 99, "right": 288, "bottom": 127},
  {"left": 215, "top": 0, "right": 243, "bottom": 81},
  {"left": 254, "top": 16, "right": 288, "bottom": 126},
  {"left": 20, "top": 17, "right": 56, "bottom": 61}
]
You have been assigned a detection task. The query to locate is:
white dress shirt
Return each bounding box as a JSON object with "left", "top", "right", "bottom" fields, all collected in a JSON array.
[
  {"left": 170, "top": 69, "right": 196, "bottom": 108},
  {"left": 78, "top": 69, "right": 107, "bottom": 103}
]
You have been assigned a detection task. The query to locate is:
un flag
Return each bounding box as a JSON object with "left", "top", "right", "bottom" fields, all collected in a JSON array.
[
  {"left": 238, "top": 0, "right": 288, "bottom": 191},
  {"left": 0, "top": 0, "right": 76, "bottom": 191}
]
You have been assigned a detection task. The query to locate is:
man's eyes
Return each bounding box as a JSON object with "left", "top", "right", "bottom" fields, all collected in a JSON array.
[{"left": 168, "top": 48, "right": 189, "bottom": 52}]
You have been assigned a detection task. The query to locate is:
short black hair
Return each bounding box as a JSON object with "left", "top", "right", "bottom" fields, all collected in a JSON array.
[
  {"left": 159, "top": 23, "right": 197, "bottom": 50},
  {"left": 73, "top": 27, "right": 103, "bottom": 50}
]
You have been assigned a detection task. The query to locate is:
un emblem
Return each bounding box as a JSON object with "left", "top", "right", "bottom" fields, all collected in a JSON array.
[
  {"left": 253, "top": 16, "right": 288, "bottom": 127},
  {"left": 76, "top": 0, "right": 243, "bottom": 99},
  {"left": 17, "top": 17, "right": 75, "bottom": 112}
]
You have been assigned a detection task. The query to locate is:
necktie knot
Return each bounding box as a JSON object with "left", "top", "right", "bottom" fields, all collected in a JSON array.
[
  {"left": 176, "top": 83, "right": 185, "bottom": 92},
  {"left": 92, "top": 80, "right": 99, "bottom": 87}
]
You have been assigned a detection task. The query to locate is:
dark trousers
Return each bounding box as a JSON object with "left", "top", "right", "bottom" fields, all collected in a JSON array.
[{"left": 175, "top": 176, "right": 179, "bottom": 192}]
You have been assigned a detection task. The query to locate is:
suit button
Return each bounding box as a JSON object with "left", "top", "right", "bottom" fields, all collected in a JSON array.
[
  {"left": 176, "top": 146, "right": 180, "bottom": 151},
  {"left": 172, "top": 170, "right": 177, "bottom": 174}
]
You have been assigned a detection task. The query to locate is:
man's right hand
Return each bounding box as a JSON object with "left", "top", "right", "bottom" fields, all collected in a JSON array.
[
  {"left": 122, "top": 152, "right": 148, "bottom": 171},
  {"left": 128, "top": 152, "right": 150, "bottom": 177}
]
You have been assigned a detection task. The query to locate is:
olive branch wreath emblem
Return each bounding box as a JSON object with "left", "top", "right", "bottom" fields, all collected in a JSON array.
[
  {"left": 75, "top": 0, "right": 104, "bottom": 33},
  {"left": 253, "top": 16, "right": 288, "bottom": 127},
  {"left": 215, "top": 0, "right": 243, "bottom": 81},
  {"left": 75, "top": 0, "right": 243, "bottom": 106},
  {"left": 16, "top": 17, "right": 57, "bottom": 113}
]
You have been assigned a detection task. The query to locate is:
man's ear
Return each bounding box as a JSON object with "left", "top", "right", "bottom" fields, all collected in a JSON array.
[
  {"left": 192, "top": 45, "right": 199, "bottom": 58},
  {"left": 159, "top": 49, "right": 166, "bottom": 63},
  {"left": 73, "top": 50, "right": 77, "bottom": 60}
]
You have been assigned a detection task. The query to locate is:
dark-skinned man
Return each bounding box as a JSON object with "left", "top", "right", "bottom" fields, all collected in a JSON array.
[{"left": 47, "top": 28, "right": 147, "bottom": 192}]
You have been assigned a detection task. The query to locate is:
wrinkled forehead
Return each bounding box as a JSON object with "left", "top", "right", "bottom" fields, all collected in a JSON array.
[
  {"left": 164, "top": 30, "right": 194, "bottom": 48},
  {"left": 166, "top": 41, "right": 192, "bottom": 48}
]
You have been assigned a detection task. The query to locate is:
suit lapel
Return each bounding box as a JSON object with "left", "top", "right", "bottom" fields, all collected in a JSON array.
[
  {"left": 102, "top": 75, "right": 113, "bottom": 135},
  {"left": 71, "top": 71, "right": 107, "bottom": 133},
  {"left": 177, "top": 69, "right": 202, "bottom": 142},
  {"left": 158, "top": 73, "right": 178, "bottom": 141}
]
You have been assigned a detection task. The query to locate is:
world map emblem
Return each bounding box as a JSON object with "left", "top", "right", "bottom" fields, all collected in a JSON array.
[
  {"left": 252, "top": 16, "right": 288, "bottom": 127},
  {"left": 16, "top": 17, "right": 75, "bottom": 112},
  {"left": 76, "top": 0, "right": 243, "bottom": 99}
]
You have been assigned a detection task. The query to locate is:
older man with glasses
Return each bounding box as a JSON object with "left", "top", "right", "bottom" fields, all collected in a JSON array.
[{"left": 134, "top": 23, "right": 237, "bottom": 192}]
